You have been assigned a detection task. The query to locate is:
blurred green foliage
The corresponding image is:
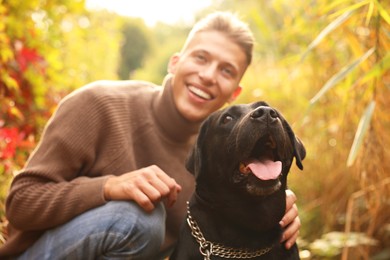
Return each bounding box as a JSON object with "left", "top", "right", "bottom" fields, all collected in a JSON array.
[
  {"left": 117, "top": 18, "right": 151, "bottom": 79},
  {"left": 1, "top": 0, "right": 389, "bottom": 258}
]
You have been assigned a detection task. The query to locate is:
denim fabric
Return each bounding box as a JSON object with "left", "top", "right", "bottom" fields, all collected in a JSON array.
[{"left": 17, "top": 201, "right": 167, "bottom": 260}]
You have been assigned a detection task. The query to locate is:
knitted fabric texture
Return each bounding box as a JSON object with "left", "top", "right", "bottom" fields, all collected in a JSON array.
[{"left": 0, "top": 77, "right": 200, "bottom": 257}]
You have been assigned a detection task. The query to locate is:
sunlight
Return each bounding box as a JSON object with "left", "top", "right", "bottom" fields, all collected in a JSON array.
[{"left": 85, "top": 0, "right": 212, "bottom": 26}]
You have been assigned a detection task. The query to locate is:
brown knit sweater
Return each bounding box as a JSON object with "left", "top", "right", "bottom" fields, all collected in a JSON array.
[{"left": 0, "top": 77, "right": 200, "bottom": 257}]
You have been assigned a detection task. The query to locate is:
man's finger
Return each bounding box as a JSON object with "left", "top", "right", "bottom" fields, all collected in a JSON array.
[
  {"left": 285, "top": 228, "right": 299, "bottom": 249},
  {"left": 280, "top": 211, "right": 301, "bottom": 247},
  {"left": 166, "top": 183, "right": 182, "bottom": 207},
  {"left": 280, "top": 203, "right": 298, "bottom": 228},
  {"left": 285, "top": 189, "right": 297, "bottom": 212},
  {"left": 132, "top": 189, "right": 155, "bottom": 212}
]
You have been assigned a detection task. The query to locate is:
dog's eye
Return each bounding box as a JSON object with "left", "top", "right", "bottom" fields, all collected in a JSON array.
[{"left": 221, "top": 114, "right": 234, "bottom": 124}]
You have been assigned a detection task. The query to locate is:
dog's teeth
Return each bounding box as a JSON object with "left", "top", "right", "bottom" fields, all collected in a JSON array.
[{"left": 239, "top": 163, "right": 251, "bottom": 174}]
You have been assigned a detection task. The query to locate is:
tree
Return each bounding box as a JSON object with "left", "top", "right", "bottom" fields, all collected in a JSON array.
[
  {"left": 0, "top": 1, "right": 122, "bottom": 240},
  {"left": 117, "top": 18, "right": 151, "bottom": 80},
  {"left": 132, "top": 22, "right": 190, "bottom": 84},
  {"left": 0, "top": 0, "right": 86, "bottom": 202}
]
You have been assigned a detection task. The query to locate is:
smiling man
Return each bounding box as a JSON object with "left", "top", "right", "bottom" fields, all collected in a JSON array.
[
  {"left": 0, "top": 12, "right": 300, "bottom": 259},
  {"left": 169, "top": 29, "right": 247, "bottom": 122}
]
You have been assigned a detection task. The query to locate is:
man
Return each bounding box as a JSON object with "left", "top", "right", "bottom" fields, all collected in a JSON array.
[{"left": 0, "top": 11, "right": 300, "bottom": 259}]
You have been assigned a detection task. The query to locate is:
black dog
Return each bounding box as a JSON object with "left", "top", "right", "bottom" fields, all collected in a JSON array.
[{"left": 170, "top": 101, "right": 305, "bottom": 260}]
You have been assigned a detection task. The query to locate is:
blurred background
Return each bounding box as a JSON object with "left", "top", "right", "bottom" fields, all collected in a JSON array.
[{"left": 0, "top": 0, "right": 389, "bottom": 259}]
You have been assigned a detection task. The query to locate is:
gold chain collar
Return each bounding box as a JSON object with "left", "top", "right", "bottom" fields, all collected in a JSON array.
[{"left": 186, "top": 201, "right": 273, "bottom": 259}]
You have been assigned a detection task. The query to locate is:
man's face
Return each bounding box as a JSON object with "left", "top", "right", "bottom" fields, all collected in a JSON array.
[{"left": 168, "top": 30, "right": 248, "bottom": 122}]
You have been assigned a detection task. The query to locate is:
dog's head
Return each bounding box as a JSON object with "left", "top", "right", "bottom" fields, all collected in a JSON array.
[{"left": 187, "top": 101, "right": 305, "bottom": 199}]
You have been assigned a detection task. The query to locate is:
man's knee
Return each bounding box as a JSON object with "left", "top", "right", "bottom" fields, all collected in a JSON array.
[
  {"left": 18, "top": 201, "right": 167, "bottom": 260},
  {"left": 103, "top": 201, "right": 166, "bottom": 256}
]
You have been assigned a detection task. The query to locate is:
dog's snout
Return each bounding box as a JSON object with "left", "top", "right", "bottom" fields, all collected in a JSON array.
[{"left": 250, "top": 106, "right": 278, "bottom": 120}]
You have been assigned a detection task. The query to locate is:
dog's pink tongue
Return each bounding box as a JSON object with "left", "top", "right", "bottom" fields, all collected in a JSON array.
[{"left": 247, "top": 159, "right": 282, "bottom": 180}]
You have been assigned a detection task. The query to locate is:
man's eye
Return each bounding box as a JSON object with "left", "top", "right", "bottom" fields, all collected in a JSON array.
[
  {"left": 196, "top": 54, "right": 206, "bottom": 62},
  {"left": 222, "top": 115, "right": 234, "bottom": 124},
  {"left": 222, "top": 67, "right": 233, "bottom": 76}
]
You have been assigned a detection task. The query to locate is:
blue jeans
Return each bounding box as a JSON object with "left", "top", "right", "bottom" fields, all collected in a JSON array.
[{"left": 17, "top": 201, "right": 168, "bottom": 260}]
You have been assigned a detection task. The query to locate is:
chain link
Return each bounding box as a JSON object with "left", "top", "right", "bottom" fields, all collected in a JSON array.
[{"left": 186, "top": 201, "right": 273, "bottom": 259}]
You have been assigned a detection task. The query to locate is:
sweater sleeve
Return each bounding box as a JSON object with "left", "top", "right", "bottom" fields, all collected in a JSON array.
[{"left": 5, "top": 84, "right": 123, "bottom": 231}]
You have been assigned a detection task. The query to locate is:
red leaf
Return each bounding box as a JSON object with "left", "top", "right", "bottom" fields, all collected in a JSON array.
[{"left": 0, "top": 127, "right": 22, "bottom": 159}]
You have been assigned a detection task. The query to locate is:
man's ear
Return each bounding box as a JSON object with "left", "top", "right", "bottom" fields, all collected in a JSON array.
[
  {"left": 168, "top": 53, "right": 180, "bottom": 74},
  {"left": 228, "top": 85, "right": 242, "bottom": 103}
]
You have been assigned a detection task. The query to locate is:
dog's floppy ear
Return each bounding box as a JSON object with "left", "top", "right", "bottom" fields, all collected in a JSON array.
[
  {"left": 293, "top": 136, "right": 306, "bottom": 170},
  {"left": 285, "top": 122, "right": 306, "bottom": 170},
  {"left": 186, "top": 117, "right": 210, "bottom": 177}
]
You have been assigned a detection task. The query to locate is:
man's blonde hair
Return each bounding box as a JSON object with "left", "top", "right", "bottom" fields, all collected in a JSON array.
[{"left": 183, "top": 11, "right": 255, "bottom": 66}]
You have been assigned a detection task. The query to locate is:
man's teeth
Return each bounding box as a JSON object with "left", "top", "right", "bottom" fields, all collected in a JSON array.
[{"left": 189, "top": 86, "right": 212, "bottom": 100}]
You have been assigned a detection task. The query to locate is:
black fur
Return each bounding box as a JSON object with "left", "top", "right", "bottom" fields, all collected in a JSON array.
[{"left": 170, "top": 101, "right": 305, "bottom": 259}]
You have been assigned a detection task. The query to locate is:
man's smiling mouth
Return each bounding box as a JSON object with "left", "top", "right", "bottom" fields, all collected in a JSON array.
[{"left": 188, "top": 86, "right": 212, "bottom": 100}]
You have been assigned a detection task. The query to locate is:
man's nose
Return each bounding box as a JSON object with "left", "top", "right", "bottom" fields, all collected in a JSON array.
[{"left": 199, "top": 63, "right": 217, "bottom": 84}]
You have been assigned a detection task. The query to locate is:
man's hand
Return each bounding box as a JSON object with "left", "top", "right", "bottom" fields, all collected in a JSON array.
[
  {"left": 280, "top": 189, "right": 301, "bottom": 249},
  {"left": 103, "top": 165, "right": 182, "bottom": 212}
]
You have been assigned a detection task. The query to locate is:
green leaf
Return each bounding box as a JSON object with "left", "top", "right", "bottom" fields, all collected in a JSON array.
[
  {"left": 365, "top": 0, "right": 375, "bottom": 26},
  {"left": 0, "top": 71, "right": 19, "bottom": 91},
  {"left": 300, "top": 11, "right": 353, "bottom": 61},
  {"left": 310, "top": 48, "right": 375, "bottom": 105},
  {"left": 360, "top": 52, "right": 390, "bottom": 84},
  {"left": 328, "top": 0, "right": 369, "bottom": 19},
  {"left": 375, "top": 0, "right": 390, "bottom": 25},
  {"left": 347, "top": 101, "right": 376, "bottom": 167}
]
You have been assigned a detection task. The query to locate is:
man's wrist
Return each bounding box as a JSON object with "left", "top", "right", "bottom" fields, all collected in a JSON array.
[{"left": 103, "top": 176, "right": 114, "bottom": 201}]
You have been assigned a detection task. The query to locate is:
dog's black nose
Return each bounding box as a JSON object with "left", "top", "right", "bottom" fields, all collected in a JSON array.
[{"left": 250, "top": 106, "right": 278, "bottom": 120}]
